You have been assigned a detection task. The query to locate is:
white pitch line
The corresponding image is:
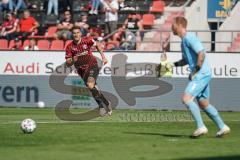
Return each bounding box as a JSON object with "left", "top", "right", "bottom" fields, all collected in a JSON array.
[{"left": 0, "top": 121, "right": 111, "bottom": 125}]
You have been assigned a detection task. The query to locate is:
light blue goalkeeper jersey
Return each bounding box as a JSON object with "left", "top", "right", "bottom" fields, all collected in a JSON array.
[{"left": 181, "top": 32, "right": 212, "bottom": 76}]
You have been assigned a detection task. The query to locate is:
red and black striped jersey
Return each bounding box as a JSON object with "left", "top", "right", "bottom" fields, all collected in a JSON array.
[
  {"left": 65, "top": 37, "right": 98, "bottom": 69},
  {"left": 2, "top": 18, "right": 18, "bottom": 32}
]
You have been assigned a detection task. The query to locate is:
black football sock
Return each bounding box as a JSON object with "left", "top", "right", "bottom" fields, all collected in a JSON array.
[
  {"left": 90, "top": 86, "right": 109, "bottom": 107},
  {"left": 90, "top": 87, "right": 104, "bottom": 108},
  {"left": 99, "top": 93, "right": 110, "bottom": 106}
]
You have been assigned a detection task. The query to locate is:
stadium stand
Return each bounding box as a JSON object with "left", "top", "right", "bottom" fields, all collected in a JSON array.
[
  {"left": 0, "top": 0, "right": 152, "bottom": 49},
  {"left": 9, "top": 39, "right": 21, "bottom": 48},
  {"left": 64, "top": 39, "right": 72, "bottom": 49},
  {"left": 142, "top": 14, "right": 155, "bottom": 27},
  {"left": 0, "top": 0, "right": 238, "bottom": 52},
  {"left": 228, "top": 33, "right": 240, "bottom": 52},
  {"left": 0, "top": 0, "right": 176, "bottom": 51},
  {"left": 46, "top": 26, "right": 58, "bottom": 38},
  {"left": 23, "top": 39, "right": 30, "bottom": 48},
  {"left": 50, "top": 40, "right": 64, "bottom": 50},
  {"left": 0, "top": 39, "right": 8, "bottom": 49},
  {"left": 38, "top": 39, "right": 50, "bottom": 50},
  {"left": 150, "top": 0, "right": 165, "bottom": 13},
  {"left": 215, "top": 0, "right": 240, "bottom": 52}
]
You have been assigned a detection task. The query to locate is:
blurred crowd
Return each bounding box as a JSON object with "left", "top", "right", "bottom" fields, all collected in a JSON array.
[{"left": 0, "top": 0, "right": 145, "bottom": 51}]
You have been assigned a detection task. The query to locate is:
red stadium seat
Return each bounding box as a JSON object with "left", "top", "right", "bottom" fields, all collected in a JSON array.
[
  {"left": 47, "top": 26, "right": 57, "bottom": 38},
  {"left": 9, "top": 40, "right": 15, "bottom": 49},
  {"left": 50, "top": 40, "right": 64, "bottom": 50},
  {"left": 142, "top": 14, "right": 155, "bottom": 27},
  {"left": 150, "top": 1, "right": 165, "bottom": 13},
  {"left": 23, "top": 40, "right": 30, "bottom": 48},
  {"left": 0, "top": 39, "right": 8, "bottom": 50},
  {"left": 38, "top": 40, "right": 50, "bottom": 50},
  {"left": 64, "top": 40, "right": 72, "bottom": 49},
  {"left": 106, "top": 40, "right": 120, "bottom": 50},
  {"left": 235, "top": 36, "right": 240, "bottom": 43},
  {"left": 9, "top": 39, "right": 22, "bottom": 49}
]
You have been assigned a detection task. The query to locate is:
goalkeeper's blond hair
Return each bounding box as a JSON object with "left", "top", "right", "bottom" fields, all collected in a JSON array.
[{"left": 174, "top": 17, "right": 188, "bottom": 28}]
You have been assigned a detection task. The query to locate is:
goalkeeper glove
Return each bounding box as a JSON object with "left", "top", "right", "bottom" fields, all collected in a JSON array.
[
  {"left": 189, "top": 65, "right": 201, "bottom": 81},
  {"left": 165, "top": 62, "right": 174, "bottom": 72}
]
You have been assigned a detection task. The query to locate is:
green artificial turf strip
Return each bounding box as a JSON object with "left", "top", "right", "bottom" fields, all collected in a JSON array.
[{"left": 0, "top": 108, "right": 239, "bottom": 160}]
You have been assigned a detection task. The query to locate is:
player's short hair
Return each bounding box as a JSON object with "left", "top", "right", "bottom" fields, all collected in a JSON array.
[
  {"left": 71, "top": 26, "right": 81, "bottom": 32},
  {"left": 64, "top": 10, "right": 71, "bottom": 15},
  {"left": 23, "top": 9, "right": 30, "bottom": 14},
  {"left": 174, "top": 16, "right": 187, "bottom": 28}
]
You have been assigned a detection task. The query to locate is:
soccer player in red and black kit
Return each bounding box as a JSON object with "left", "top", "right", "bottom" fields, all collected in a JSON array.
[{"left": 65, "top": 26, "right": 112, "bottom": 116}]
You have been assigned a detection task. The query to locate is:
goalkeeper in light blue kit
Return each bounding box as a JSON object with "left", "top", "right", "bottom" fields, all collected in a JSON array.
[{"left": 170, "top": 17, "right": 230, "bottom": 138}]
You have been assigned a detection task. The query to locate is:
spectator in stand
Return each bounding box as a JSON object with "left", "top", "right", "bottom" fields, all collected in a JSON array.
[
  {"left": 119, "top": 29, "right": 136, "bottom": 50},
  {"left": 74, "top": 13, "right": 89, "bottom": 36},
  {"left": 123, "top": 13, "right": 144, "bottom": 40},
  {"left": 24, "top": 38, "right": 38, "bottom": 50},
  {"left": 89, "top": 26, "right": 102, "bottom": 38},
  {"left": 25, "top": 0, "right": 38, "bottom": 10},
  {"left": 13, "top": 0, "right": 27, "bottom": 14},
  {"left": 118, "top": 0, "right": 135, "bottom": 11},
  {"left": 62, "top": 0, "right": 72, "bottom": 15},
  {"left": 105, "top": 27, "right": 123, "bottom": 50},
  {"left": 74, "top": 21, "right": 89, "bottom": 36},
  {"left": 10, "top": 37, "right": 23, "bottom": 50},
  {"left": 80, "top": 1, "right": 91, "bottom": 12},
  {"left": 17, "top": 10, "right": 39, "bottom": 41},
  {"left": 54, "top": 10, "right": 73, "bottom": 40},
  {"left": 47, "top": 0, "right": 58, "bottom": 16},
  {"left": 0, "top": 12, "right": 18, "bottom": 42},
  {"left": 102, "top": 0, "right": 119, "bottom": 34},
  {"left": 118, "top": 0, "right": 124, "bottom": 10},
  {"left": 89, "top": 0, "right": 100, "bottom": 14},
  {"left": 0, "top": 0, "right": 14, "bottom": 12}
]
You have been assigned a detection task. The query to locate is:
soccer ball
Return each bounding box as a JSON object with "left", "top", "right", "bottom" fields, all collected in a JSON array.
[
  {"left": 37, "top": 101, "right": 45, "bottom": 108},
  {"left": 20, "top": 119, "right": 36, "bottom": 134}
]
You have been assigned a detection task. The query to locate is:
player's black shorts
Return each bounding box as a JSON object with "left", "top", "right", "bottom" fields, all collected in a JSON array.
[{"left": 77, "top": 65, "right": 99, "bottom": 85}]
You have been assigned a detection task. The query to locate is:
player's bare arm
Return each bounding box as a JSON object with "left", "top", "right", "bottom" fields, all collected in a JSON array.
[
  {"left": 30, "top": 22, "right": 39, "bottom": 32},
  {"left": 66, "top": 57, "right": 73, "bottom": 67},
  {"left": 65, "top": 54, "right": 80, "bottom": 67},
  {"left": 96, "top": 41, "right": 108, "bottom": 65}
]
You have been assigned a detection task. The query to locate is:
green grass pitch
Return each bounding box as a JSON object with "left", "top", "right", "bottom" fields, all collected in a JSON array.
[{"left": 0, "top": 107, "right": 240, "bottom": 160}]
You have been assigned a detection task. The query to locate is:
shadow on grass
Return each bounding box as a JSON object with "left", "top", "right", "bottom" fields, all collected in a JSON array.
[
  {"left": 175, "top": 155, "right": 240, "bottom": 160},
  {"left": 124, "top": 131, "right": 190, "bottom": 138}
]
